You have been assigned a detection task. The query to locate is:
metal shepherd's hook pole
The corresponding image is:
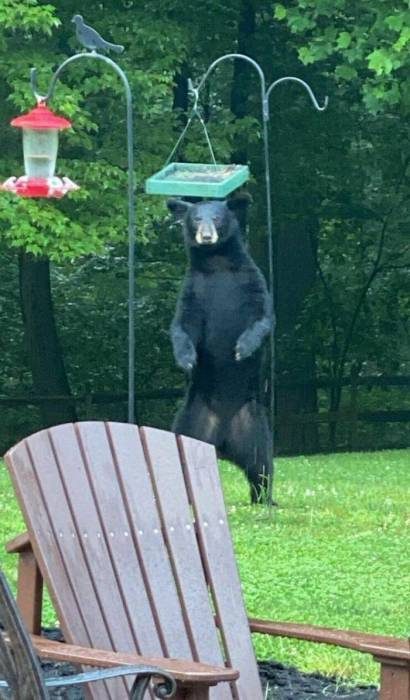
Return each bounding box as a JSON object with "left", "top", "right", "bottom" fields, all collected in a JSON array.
[
  {"left": 193, "top": 55, "right": 328, "bottom": 503},
  {"left": 30, "top": 15, "right": 136, "bottom": 423}
]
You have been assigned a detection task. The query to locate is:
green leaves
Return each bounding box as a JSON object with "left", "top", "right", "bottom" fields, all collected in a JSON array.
[
  {"left": 334, "top": 64, "right": 358, "bottom": 80},
  {"left": 336, "top": 31, "right": 351, "bottom": 50},
  {"left": 274, "top": 3, "right": 287, "bottom": 20},
  {"left": 274, "top": 0, "right": 410, "bottom": 113},
  {"left": 0, "top": 0, "right": 60, "bottom": 32},
  {"left": 385, "top": 14, "right": 405, "bottom": 32},
  {"left": 298, "top": 46, "right": 316, "bottom": 65},
  {"left": 392, "top": 25, "right": 410, "bottom": 51},
  {"left": 0, "top": 1, "right": 195, "bottom": 260},
  {"left": 367, "top": 49, "right": 394, "bottom": 76}
]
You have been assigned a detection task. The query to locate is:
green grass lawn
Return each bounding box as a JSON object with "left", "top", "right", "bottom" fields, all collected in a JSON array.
[{"left": 1, "top": 449, "right": 409, "bottom": 687}]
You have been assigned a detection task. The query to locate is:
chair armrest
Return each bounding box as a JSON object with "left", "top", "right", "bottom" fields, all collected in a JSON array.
[
  {"left": 5, "top": 533, "right": 42, "bottom": 634},
  {"left": 6, "top": 532, "right": 31, "bottom": 554},
  {"left": 248, "top": 617, "right": 410, "bottom": 661},
  {"left": 32, "top": 635, "right": 239, "bottom": 685}
]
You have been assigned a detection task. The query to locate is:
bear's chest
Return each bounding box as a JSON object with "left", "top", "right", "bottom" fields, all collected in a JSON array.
[
  {"left": 194, "top": 270, "right": 246, "bottom": 315},
  {"left": 192, "top": 270, "right": 254, "bottom": 355}
]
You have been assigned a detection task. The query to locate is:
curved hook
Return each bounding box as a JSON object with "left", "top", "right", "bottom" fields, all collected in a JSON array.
[
  {"left": 193, "top": 53, "right": 267, "bottom": 122},
  {"left": 265, "top": 76, "right": 328, "bottom": 119},
  {"left": 30, "top": 56, "right": 88, "bottom": 103},
  {"left": 195, "top": 53, "right": 266, "bottom": 96},
  {"left": 192, "top": 56, "right": 328, "bottom": 122},
  {"left": 29, "top": 52, "right": 130, "bottom": 104},
  {"left": 187, "top": 78, "right": 200, "bottom": 113},
  {"left": 30, "top": 67, "right": 47, "bottom": 103}
]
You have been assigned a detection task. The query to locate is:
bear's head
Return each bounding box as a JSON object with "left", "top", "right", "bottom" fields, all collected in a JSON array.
[{"left": 167, "top": 195, "right": 250, "bottom": 248}]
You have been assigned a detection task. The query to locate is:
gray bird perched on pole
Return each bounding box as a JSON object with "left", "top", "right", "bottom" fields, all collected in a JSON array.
[{"left": 72, "top": 15, "right": 124, "bottom": 54}]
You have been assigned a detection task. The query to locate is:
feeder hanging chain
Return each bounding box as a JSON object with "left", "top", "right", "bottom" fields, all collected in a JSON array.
[{"left": 164, "top": 78, "right": 216, "bottom": 166}]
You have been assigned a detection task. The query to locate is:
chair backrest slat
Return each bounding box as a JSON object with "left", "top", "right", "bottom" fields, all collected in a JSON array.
[
  {"left": 47, "top": 424, "right": 143, "bottom": 654},
  {"left": 179, "top": 435, "right": 263, "bottom": 700},
  {"left": 7, "top": 430, "right": 100, "bottom": 648},
  {"left": 140, "top": 427, "right": 232, "bottom": 700},
  {"left": 102, "top": 421, "right": 193, "bottom": 659}
]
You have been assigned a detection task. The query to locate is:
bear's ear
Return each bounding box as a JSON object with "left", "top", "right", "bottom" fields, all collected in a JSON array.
[
  {"left": 167, "top": 198, "right": 192, "bottom": 221},
  {"left": 227, "top": 192, "right": 252, "bottom": 212}
]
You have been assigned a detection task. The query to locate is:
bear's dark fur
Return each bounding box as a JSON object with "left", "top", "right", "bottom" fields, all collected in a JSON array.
[{"left": 168, "top": 196, "right": 274, "bottom": 503}]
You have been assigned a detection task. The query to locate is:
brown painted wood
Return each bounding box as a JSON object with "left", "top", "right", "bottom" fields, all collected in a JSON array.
[
  {"left": 5, "top": 423, "right": 241, "bottom": 699},
  {"left": 50, "top": 421, "right": 170, "bottom": 658},
  {"left": 46, "top": 421, "right": 161, "bottom": 700},
  {"left": 5, "top": 428, "right": 109, "bottom": 649},
  {"left": 5, "top": 531, "right": 31, "bottom": 553},
  {"left": 140, "top": 430, "right": 226, "bottom": 662},
  {"left": 31, "top": 635, "right": 239, "bottom": 683},
  {"left": 249, "top": 618, "right": 410, "bottom": 698},
  {"left": 361, "top": 640, "right": 410, "bottom": 661},
  {"left": 179, "top": 435, "right": 263, "bottom": 700},
  {"left": 5, "top": 427, "right": 114, "bottom": 700},
  {"left": 5, "top": 535, "right": 45, "bottom": 633},
  {"left": 0, "top": 571, "right": 48, "bottom": 699},
  {"left": 103, "top": 422, "right": 191, "bottom": 659},
  {"left": 248, "top": 618, "right": 410, "bottom": 659},
  {"left": 16, "top": 548, "right": 43, "bottom": 634},
  {"left": 376, "top": 658, "right": 410, "bottom": 700},
  {"left": 178, "top": 687, "right": 212, "bottom": 699},
  {"left": 141, "top": 427, "right": 231, "bottom": 700}
]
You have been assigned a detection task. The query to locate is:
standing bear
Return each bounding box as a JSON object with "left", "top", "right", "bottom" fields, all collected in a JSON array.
[{"left": 168, "top": 195, "right": 274, "bottom": 504}]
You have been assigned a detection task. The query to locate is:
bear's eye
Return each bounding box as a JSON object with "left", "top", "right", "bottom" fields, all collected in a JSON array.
[
  {"left": 193, "top": 216, "right": 202, "bottom": 224},
  {"left": 212, "top": 217, "right": 220, "bottom": 225}
]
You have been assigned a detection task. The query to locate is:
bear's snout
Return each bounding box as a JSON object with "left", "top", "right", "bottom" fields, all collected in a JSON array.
[{"left": 195, "top": 221, "right": 219, "bottom": 245}]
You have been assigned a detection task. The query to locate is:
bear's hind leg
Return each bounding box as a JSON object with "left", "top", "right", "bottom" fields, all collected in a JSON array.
[
  {"left": 223, "top": 400, "right": 273, "bottom": 504},
  {"left": 172, "top": 393, "right": 221, "bottom": 447}
]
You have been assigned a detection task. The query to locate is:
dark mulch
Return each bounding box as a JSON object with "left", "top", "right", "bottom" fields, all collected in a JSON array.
[
  {"left": 40, "top": 629, "right": 378, "bottom": 699},
  {"left": 259, "top": 661, "right": 377, "bottom": 699}
]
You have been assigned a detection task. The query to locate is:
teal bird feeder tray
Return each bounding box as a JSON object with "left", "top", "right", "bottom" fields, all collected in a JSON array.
[
  {"left": 145, "top": 162, "right": 249, "bottom": 198},
  {"left": 145, "top": 79, "right": 250, "bottom": 199}
]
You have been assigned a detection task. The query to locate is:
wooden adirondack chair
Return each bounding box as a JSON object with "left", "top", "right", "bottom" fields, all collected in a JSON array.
[
  {"left": 4, "top": 422, "right": 410, "bottom": 700},
  {"left": 0, "top": 569, "right": 176, "bottom": 699}
]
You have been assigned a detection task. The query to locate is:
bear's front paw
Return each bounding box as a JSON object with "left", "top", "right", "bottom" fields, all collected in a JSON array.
[
  {"left": 175, "top": 342, "right": 197, "bottom": 372},
  {"left": 235, "top": 331, "right": 258, "bottom": 361}
]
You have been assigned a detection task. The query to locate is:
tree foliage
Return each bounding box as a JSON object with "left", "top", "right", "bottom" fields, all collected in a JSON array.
[
  {"left": 0, "top": 0, "right": 251, "bottom": 260},
  {"left": 273, "top": 0, "right": 410, "bottom": 113},
  {"left": 0, "top": 0, "right": 408, "bottom": 452}
]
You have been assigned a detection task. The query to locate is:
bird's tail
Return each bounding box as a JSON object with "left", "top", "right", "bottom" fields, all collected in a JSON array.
[{"left": 107, "top": 41, "right": 124, "bottom": 53}]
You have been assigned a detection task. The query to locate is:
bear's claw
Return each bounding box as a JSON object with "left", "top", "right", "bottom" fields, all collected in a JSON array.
[
  {"left": 176, "top": 346, "right": 197, "bottom": 372},
  {"left": 235, "top": 337, "right": 254, "bottom": 361}
]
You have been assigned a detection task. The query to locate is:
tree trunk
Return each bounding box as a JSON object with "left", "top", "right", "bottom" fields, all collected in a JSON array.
[
  {"left": 230, "top": 0, "right": 256, "bottom": 164},
  {"left": 18, "top": 252, "right": 77, "bottom": 427},
  {"left": 275, "top": 217, "right": 319, "bottom": 454},
  {"left": 173, "top": 63, "right": 189, "bottom": 115}
]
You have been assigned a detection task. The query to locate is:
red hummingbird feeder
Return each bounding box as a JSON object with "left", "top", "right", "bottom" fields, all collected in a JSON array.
[{"left": 1, "top": 102, "right": 79, "bottom": 198}]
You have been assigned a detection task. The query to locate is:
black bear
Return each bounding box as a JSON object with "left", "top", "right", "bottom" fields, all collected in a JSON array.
[{"left": 168, "top": 196, "right": 274, "bottom": 504}]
